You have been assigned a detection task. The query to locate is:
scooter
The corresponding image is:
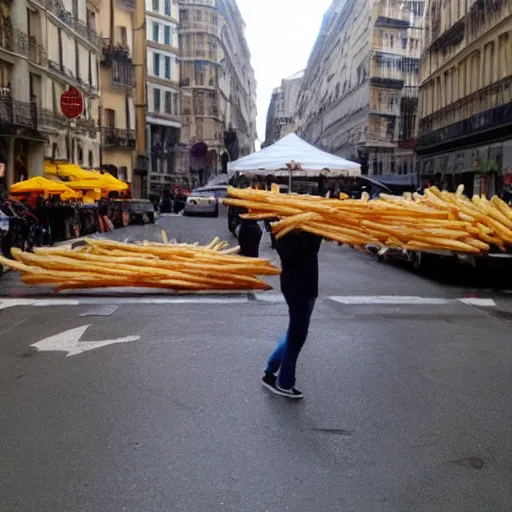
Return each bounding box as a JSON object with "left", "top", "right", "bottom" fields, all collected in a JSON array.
[{"left": 0, "top": 200, "right": 49, "bottom": 260}]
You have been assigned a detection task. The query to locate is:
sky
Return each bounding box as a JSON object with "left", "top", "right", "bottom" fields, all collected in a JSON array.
[{"left": 236, "top": 0, "right": 334, "bottom": 146}]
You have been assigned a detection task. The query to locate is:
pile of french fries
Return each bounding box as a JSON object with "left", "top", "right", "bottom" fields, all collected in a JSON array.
[
  {"left": 223, "top": 184, "right": 512, "bottom": 255},
  {"left": 0, "top": 232, "right": 279, "bottom": 292}
]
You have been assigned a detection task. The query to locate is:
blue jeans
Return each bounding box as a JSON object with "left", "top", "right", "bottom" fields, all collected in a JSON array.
[{"left": 265, "top": 295, "right": 316, "bottom": 390}]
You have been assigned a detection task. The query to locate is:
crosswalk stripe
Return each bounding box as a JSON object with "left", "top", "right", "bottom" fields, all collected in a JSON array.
[{"left": 0, "top": 295, "right": 497, "bottom": 310}]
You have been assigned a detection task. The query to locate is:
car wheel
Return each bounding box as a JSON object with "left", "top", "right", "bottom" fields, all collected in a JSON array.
[{"left": 410, "top": 251, "right": 429, "bottom": 271}]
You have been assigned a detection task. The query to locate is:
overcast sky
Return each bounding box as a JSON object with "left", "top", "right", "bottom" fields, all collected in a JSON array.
[{"left": 236, "top": 0, "right": 333, "bottom": 146}]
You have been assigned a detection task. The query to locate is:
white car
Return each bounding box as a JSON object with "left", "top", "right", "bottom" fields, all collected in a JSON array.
[{"left": 183, "top": 186, "right": 228, "bottom": 217}]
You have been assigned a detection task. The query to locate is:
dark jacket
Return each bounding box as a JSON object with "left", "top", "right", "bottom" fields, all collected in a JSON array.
[
  {"left": 276, "top": 231, "right": 322, "bottom": 298},
  {"left": 238, "top": 208, "right": 262, "bottom": 257}
]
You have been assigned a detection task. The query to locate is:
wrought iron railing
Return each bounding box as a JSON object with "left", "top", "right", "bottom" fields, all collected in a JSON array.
[
  {"left": 102, "top": 128, "right": 136, "bottom": 149},
  {"left": 419, "top": 74, "right": 512, "bottom": 136},
  {"left": 119, "top": 0, "right": 136, "bottom": 9},
  {"left": 0, "top": 96, "right": 38, "bottom": 129},
  {"left": 77, "top": 118, "right": 98, "bottom": 139},
  {"left": 31, "top": 0, "right": 101, "bottom": 49},
  {"left": 0, "top": 25, "right": 48, "bottom": 66},
  {"left": 101, "top": 38, "right": 131, "bottom": 61},
  {"left": 38, "top": 108, "right": 67, "bottom": 130}
]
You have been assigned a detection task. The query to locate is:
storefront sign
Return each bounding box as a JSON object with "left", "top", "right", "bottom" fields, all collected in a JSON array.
[{"left": 60, "top": 87, "right": 84, "bottom": 119}]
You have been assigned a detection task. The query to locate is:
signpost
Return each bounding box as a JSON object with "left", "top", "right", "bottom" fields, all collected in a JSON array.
[{"left": 60, "top": 87, "right": 84, "bottom": 162}]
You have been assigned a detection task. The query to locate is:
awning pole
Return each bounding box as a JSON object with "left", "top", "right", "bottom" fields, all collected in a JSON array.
[{"left": 288, "top": 168, "right": 292, "bottom": 193}]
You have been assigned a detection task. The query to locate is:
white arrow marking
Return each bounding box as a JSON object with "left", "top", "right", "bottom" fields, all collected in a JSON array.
[{"left": 31, "top": 325, "right": 140, "bottom": 357}]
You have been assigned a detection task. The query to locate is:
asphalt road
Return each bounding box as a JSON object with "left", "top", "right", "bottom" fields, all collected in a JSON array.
[{"left": 1, "top": 213, "right": 511, "bottom": 511}]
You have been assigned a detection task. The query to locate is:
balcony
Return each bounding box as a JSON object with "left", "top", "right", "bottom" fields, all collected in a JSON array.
[
  {"left": 0, "top": 26, "right": 48, "bottom": 66},
  {"left": 38, "top": 108, "right": 67, "bottom": 130},
  {"left": 101, "top": 39, "right": 131, "bottom": 63},
  {"left": 76, "top": 118, "right": 98, "bottom": 139},
  {"left": 102, "top": 128, "right": 136, "bottom": 149},
  {"left": 374, "top": 4, "right": 413, "bottom": 28},
  {"left": 370, "top": 105, "right": 401, "bottom": 117},
  {"left": 402, "top": 85, "right": 419, "bottom": 98},
  {"left": 119, "top": 0, "right": 136, "bottom": 9},
  {"left": 418, "top": 75, "right": 512, "bottom": 150},
  {"left": 0, "top": 96, "right": 38, "bottom": 131},
  {"left": 32, "top": 0, "right": 101, "bottom": 49}
]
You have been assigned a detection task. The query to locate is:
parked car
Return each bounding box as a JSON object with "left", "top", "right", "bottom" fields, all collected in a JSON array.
[{"left": 183, "top": 186, "right": 228, "bottom": 217}]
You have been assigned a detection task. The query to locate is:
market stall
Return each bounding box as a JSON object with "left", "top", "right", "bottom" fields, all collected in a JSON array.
[{"left": 228, "top": 133, "right": 361, "bottom": 187}]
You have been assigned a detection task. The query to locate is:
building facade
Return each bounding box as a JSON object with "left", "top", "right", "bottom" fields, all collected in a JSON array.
[
  {"left": 0, "top": 0, "right": 102, "bottom": 195},
  {"left": 263, "top": 70, "right": 303, "bottom": 147},
  {"left": 99, "top": 0, "right": 137, "bottom": 185},
  {"left": 417, "top": 0, "right": 512, "bottom": 197},
  {"left": 294, "top": 0, "right": 424, "bottom": 187},
  {"left": 146, "top": 0, "right": 181, "bottom": 197},
  {"left": 178, "top": 0, "right": 256, "bottom": 185}
]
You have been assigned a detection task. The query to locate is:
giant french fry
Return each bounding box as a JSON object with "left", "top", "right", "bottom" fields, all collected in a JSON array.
[
  {"left": 2, "top": 237, "right": 279, "bottom": 293},
  {"left": 225, "top": 185, "right": 512, "bottom": 255}
]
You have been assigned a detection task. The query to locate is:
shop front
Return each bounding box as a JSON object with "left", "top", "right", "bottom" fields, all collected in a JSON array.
[{"left": 418, "top": 139, "right": 512, "bottom": 198}]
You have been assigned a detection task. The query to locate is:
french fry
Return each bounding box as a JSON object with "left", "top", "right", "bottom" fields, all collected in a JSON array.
[
  {"left": 225, "top": 186, "right": 512, "bottom": 255},
  {"left": 5, "top": 236, "right": 279, "bottom": 293}
]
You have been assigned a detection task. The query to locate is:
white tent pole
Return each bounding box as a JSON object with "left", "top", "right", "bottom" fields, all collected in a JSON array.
[{"left": 288, "top": 168, "right": 292, "bottom": 193}]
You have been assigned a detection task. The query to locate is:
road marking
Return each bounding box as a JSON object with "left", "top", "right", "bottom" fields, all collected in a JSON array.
[
  {"left": 253, "top": 293, "right": 285, "bottom": 303},
  {"left": 329, "top": 296, "right": 496, "bottom": 306},
  {"left": 458, "top": 298, "right": 496, "bottom": 307},
  {"left": 0, "top": 299, "right": 36, "bottom": 310},
  {"left": 0, "top": 295, "right": 499, "bottom": 309},
  {"left": 31, "top": 325, "right": 140, "bottom": 357}
]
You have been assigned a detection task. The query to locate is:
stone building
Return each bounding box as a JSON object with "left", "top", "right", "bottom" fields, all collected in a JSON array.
[
  {"left": 99, "top": 0, "right": 137, "bottom": 186},
  {"left": 178, "top": 0, "right": 256, "bottom": 185},
  {"left": 417, "top": 0, "right": 512, "bottom": 197},
  {"left": 294, "top": 0, "right": 424, "bottom": 187},
  {"left": 146, "top": 0, "right": 181, "bottom": 197},
  {"left": 263, "top": 70, "right": 303, "bottom": 147},
  {"left": 0, "top": 0, "right": 102, "bottom": 195}
]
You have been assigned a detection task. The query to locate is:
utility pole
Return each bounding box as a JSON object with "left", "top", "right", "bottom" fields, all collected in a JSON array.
[{"left": 133, "top": 0, "right": 147, "bottom": 198}]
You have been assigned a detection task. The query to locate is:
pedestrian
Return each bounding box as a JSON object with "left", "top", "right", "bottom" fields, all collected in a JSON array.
[
  {"left": 237, "top": 208, "right": 262, "bottom": 257},
  {"left": 262, "top": 230, "right": 322, "bottom": 399}
]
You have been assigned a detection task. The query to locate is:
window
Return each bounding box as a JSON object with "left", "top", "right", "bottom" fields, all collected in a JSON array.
[
  {"left": 165, "top": 91, "right": 172, "bottom": 113},
  {"left": 153, "top": 22, "right": 159, "bottom": 42},
  {"left": 173, "top": 93, "right": 179, "bottom": 116},
  {"left": 164, "top": 56, "right": 171, "bottom": 79},
  {"left": 153, "top": 88, "right": 161, "bottom": 111},
  {"left": 104, "top": 108, "right": 116, "bottom": 128},
  {"left": 152, "top": 0, "right": 159, "bottom": 12},
  {"left": 75, "top": 41, "right": 79, "bottom": 79},
  {"left": 58, "top": 28, "right": 63, "bottom": 68},
  {"left": 164, "top": 25, "right": 170, "bottom": 45},
  {"left": 117, "top": 26, "right": 128, "bottom": 46},
  {"left": 153, "top": 53, "right": 160, "bottom": 76},
  {"left": 164, "top": 0, "right": 171, "bottom": 15}
]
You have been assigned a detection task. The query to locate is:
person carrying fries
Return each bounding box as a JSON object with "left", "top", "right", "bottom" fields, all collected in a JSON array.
[{"left": 262, "top": 230, "right": 322, "bottom": 399}]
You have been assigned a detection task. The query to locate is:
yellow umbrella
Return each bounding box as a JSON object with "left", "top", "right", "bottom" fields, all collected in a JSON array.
[
  {"left": 91, "top": 171, "right": 129, "bottom": 191},
  {"left": 10, "top": 176, "right": 74, "bottom": 194},
  {"left": 44, "top": 161, "right": 58, "bottom": 176},
  {"left": 54, "top": 163, "right": 96, "bottom": 181},
  {"left": 66, "top": 179, "right": 106, "bottom": 191},
  {"left": 60, "top": 189, "right": 82, "bottom": 201}
]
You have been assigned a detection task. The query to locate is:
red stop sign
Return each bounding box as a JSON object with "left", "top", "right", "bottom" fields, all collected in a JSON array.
[{"left": 60, "top": 87, "right": 83, "bottom": 119}]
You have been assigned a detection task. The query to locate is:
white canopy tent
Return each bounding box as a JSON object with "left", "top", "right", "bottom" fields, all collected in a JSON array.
[{"left": 227, "top": 133, "right": 361, "bottom": 178}]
